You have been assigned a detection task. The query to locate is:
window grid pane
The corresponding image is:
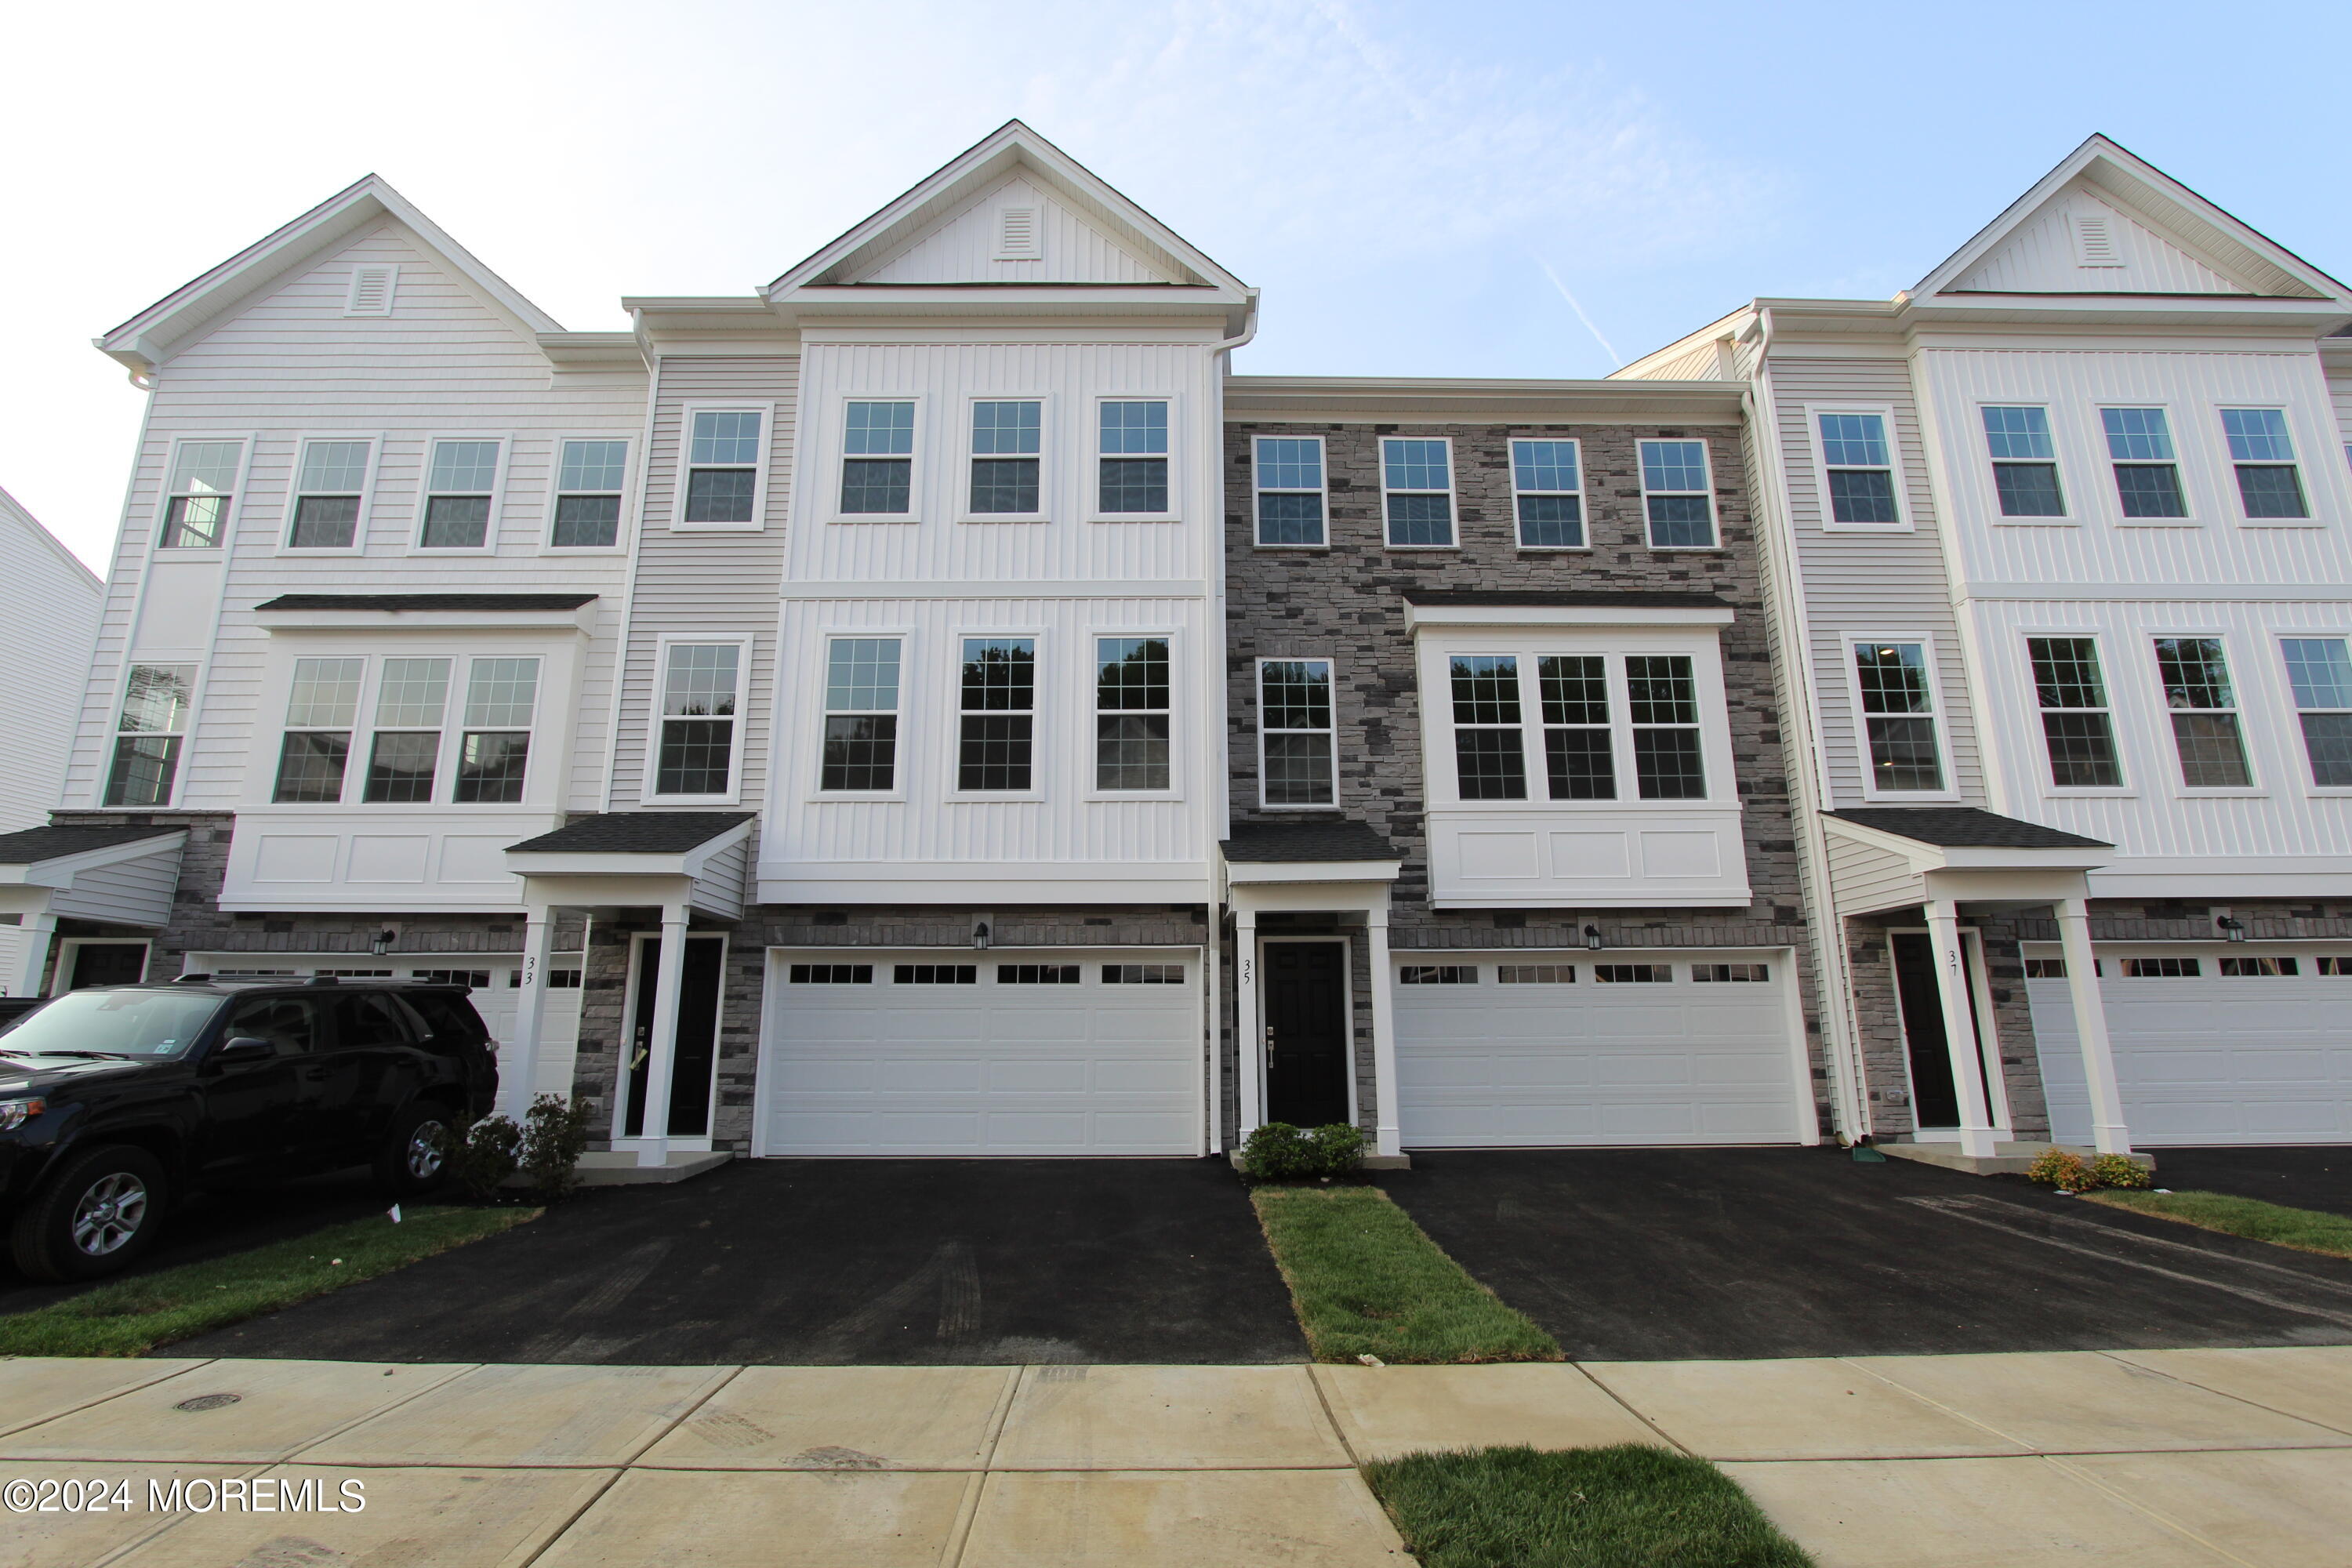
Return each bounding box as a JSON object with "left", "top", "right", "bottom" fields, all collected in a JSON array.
[
  {"left": 1256, "top": 437, "right": 1326, "bottom": 546},
  {"left": 1096, "top": 637, "right": 1171, "bottom": 792},
  {"left": 844, "top": 402, "right": 914, "bottom": 456},
  {"left": 296, "top": 441, "right": 370, "bottom": 494},
  {"left": 168, "top": 441, "right": 241, "bottom": 495},
  {"left": 287, "top": 659, "right": 365, "bottom": 728},
  {"left": 550, "top": 494, "right": 621, "bottom": 548},
  {"left": 557, "top": 439, "right": 628, "bottom": 492},
  {"left": 105, "top": 735, "right": 182, "bottom": 808},
  {"left": 1983, "top": 407, "right": 2056, "bottom": 460},
  {"left": 273, "top": 731, "right": 350, "bottom": 803},
  {"left": 364, "top": 731, "right": 441, "bottom": 804},
  {"left": 1099, "top": 402, "right": 1168, "bottom": 456},
  {"left": 2029, "top": 637, "right": 2120, "bottom": 788},
  {"left": 427, "top": 440, "right": 499, "bottom": 493},
  {"left": 822, "top": 639, "right": 901, "bottom": 792},
  {"left": 463, "top": 659, "right": 539, "bottom": 728},
  {"left": 655, "top": 720, "right": 733, "bottom": 796},
  {"left": 2102, "top": 408, "right": 2176, "bottom": 461},
  {"left": 689, "top": 411, "right": 762, "bottom": 466},
  {"left": 2220, "top": 408, "right": 2294, "bottom": 462},
  {"left": 454, "top": 731, "right": 529, "bottom": 803},
  {"left": 1098, "top": 458, "right": 1168, "bottom": 514},
  {"left": 684, "top": 468, "right": 757, "bottom": 524},
  {"left": 663, "top": 645, "right": 739, "bottom": 717},
  {"left": 118, "top": 665, "right": 195, "bottom": 735},
  {"left": 1817, "top": 414, "right": 1889, "bottom": 468},
  {"left": 1260, "top": 659, "right": 1334, "bottom": 806},
  {"left": 2284, "top": 638, "right": 2352, "bottom": 787},
  {"left": 373, "top": 659, "right": 450, "bottom": 727},
  {"left": 971, "top": 401, "right": 1041, "bottom": 456},
  {"left": 840, "top": 459, "right": 913, "bottom": 514}
]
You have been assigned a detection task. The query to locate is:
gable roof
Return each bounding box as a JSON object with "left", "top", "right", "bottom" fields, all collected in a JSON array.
[
  {"left": 1911, "top": 135, "right": 2350, "bottom": 307},
  {"left": 0, "top": 485, "right": 101, "bottom": 594},
  {"left": 96, "top": 175, "right": 561, "bottom": 375}
]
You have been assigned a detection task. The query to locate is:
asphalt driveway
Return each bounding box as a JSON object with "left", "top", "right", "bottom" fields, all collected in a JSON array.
[
  {"left": 1377, "top": 1146, "right": 2352, "bottom": 1361},
  {"left": 2141, "top": 1145, "right": 2352, "bottom": 1218},
  {"left": 167, "top": 1157, "right": 1305, "bottom": 1366}
]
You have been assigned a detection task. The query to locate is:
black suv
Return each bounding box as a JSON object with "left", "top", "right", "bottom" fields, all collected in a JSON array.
[{"left": 0, "top": 976, "right": 499, "bottom": 1281}]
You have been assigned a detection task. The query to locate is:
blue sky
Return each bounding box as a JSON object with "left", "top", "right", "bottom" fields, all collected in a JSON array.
[{"left": 7, "top": 0, "right": 2348, "bottom": 566}]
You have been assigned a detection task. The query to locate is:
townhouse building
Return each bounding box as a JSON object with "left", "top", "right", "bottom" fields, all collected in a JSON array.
[{"left": 1624, "top": 137, "right": 2352, "bottom": 1159}]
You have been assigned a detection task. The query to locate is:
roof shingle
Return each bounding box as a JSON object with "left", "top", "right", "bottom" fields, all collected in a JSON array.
[
  {"left": 1221, "top": 820, "right": 1399, "bottom": 863},
  {"left": 256, "top": 593, "right": 597, "bottom": 612},
  {"left": 1824, "top": 808, "right": 2111, "bottom": 850},
  {"left": 506, "top": 813, "right": 753, "bottom": 855},
  {"left": 0, "top": 825, "right": 183, "bottom": 866}
]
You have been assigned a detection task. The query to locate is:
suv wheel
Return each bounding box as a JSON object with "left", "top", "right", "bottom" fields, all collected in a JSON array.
[
  {"left": 375, "top": 1104, "right": 455, "bottom": 1200},
  {"left": 11, "top": 1145, "right": 170, "bottom": 1283}
]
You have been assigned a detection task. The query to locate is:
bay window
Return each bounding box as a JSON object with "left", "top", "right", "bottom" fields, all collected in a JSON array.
[
  {"left": 362, "top": 658, "right": 450, "bottom": 803},
  {"left": 273, "top": 657, "right": 363, "bottom": 801},
  {"left": 455, "top": 658, "right": 539, "bottom": 803},
  {"left": 1437, "top": 646, "right": 1717, "bottom": 804}
]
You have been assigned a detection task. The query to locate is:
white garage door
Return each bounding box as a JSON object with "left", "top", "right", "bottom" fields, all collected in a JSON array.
[
  {"left": 760, "top": 949, "right": 1203, "bottom": 1156},
  {"left": 2027, "top": 946, "right": 2352, "bottom": 1145},
  {"left": 1395, "top": 951, "right": 1804, "bottom": 1147}
]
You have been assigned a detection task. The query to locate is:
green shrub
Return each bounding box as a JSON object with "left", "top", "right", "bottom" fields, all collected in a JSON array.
[
  {"left": 2090, "top": 1152, "right": 2152, "bottom": 1189},
  {"left": 2027, "top": 1148, "right": 2095, "bottom": 1191},
  {"left": 1240, "top": 1121, "right": 1365, "bottom": 1181},
  {"left": 518, "top": 1094, "right": 592, "bottom": 1201},
  {"left": 450, "top": 1114, "right": 523, "bottom": 1202}
]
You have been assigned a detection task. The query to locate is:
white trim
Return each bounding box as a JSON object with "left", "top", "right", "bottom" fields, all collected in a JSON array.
[
  {"left": 1089, "top": 395, "right": 1180, "bottom": 524},
  {"left": 1255, "top": 655, "right": 1340, "bottom": 811},
  {"left": 276, "top": 431, "right": 384, "bottom": 555},
  {"left": 343, "top": 263, "right": 398, "bottom": 318},
  {"left": 645, "top": 634, "right": 753, "bottom": 804},
  {"left": 956, "top": 394, "right": 1052, "bottom": 524},
  {"left": 1803, "top": 405, "right": 1911, "bottom": 533},
  {"left": 1404, "top": 603, "right": 1734, "bottom": 632},
  {"left": 1508, "top": 436, "right": 1589, "bottom": 550},
  {"left": 828, "top": 394, "right": 924, "bottom": 524},
  {"left": 1842, "top": 633, "right": 1961, "bottom": 803},
  {"left": 154, "top": 433, "right": 255, "bottom": 552},
  {"left": 1380, "top": 434, "right": 1456, "bottom": 550},
  {"left": 407, "top": 431, "right": 512, "bottom": 556},
  {"left": 1638, "top": 437, "right": 1720, "bottom": 550},
  {"left": 541, "top": 432, "right": 637, "bottom": 555},
  {"left": 670, "top": 404, "right": 774, "bottom": 532},
  {"left": 1251, "top": 433, "right": 1328, "bottom": 550}
]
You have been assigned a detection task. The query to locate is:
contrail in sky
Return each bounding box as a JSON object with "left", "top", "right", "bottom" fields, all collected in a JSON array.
[{"left": 1537, "top": 258, "right": 1622, "bottom": 368}]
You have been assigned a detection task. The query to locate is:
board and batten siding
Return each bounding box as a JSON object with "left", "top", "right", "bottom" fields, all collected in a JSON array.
[
  {"left": 1764, "top": 352, "right": 1986, "bottom": 808},
  {"left": 69, "top": 218, "right": 643, "bottom": 818},
  {"left": 855, "top": 173, "right": 1175, "bottom": 285},
  {"left": 605, "top": 356, "right": 797, "bottom": 811}
]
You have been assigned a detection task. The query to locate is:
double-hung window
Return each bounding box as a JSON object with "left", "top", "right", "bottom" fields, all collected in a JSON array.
[
  {"left": 683, "top": 412, "right": 762, "bottom": 524},
  {"left": 2220, "top": 408, "right": 2309, "bottom": 520},
  {"left": 2027, "top": 637, "right": 2121, "bottom": 787},
  {"left": 419, "top": 440, "right": 499, "bottom": 549},
  {"left": 288, "top": 439, "right": 371, "bottom": 548},
  {"left": 820, "top": 638, "right": 901, "bottom": 791},
  {"left": 1443, "top": 652, "right": 1708, "bottom": 802},
  {"left": 1254, "top": 437, "right": 1326, "bottom": 546},
  {"left": 1983, "top": 407, "right": 2066, "bottom": 517},
  {"left": 455, "top": 658, "right": 539, "bottom": 803},
  {"left": 103, "top": 665, "right": 195, "bottom": 806},
  {"left": 161, "top": 441, "right": 241, "bottom": 548},
  {"left": 1640, "top": 440, "right": 1716, "bottom": 547},
  {"left": 1449, "top": 657, "right": 1526, "bottom": 799},
  {"left": 970, "top": 401, "right": 1042, "bottom": 515},
  {"left": 1512, "top": 440, "right": 1584, "bottom": 547},
  {"left": 2281, "top": 638, "right": 2352, "bottom": 787},
  {"left": 1258, "top": 659, "right": 1336, "bottom": 807},
  {"left": 1627, "top": 657, "right": 1706, "bottom": 797},
  {"left": 1817, "top": 415, "right": 1899, "bottom": 524},
  {"left": 1098, "top": 401, "right": 1169, "bottom": 514},
  {"left": 273, "top": 657, "right": 364, "bottom": 802},
  {"left": 1853, "top": 643, "right": 1944, "bottom": 792},
  {"left": 1095, "top": 637, "right": 1171, "bottom": 791},
  {"left": 957, "top": 637, "right": 1035, "bottom": 791},
  {"left": 551, "top": 440, "right": 627, "bottom": 547},
  {"left": 1383, "top": 438, "right": 1454, "bottom": 546},
  {"left": 2101, "top": 408, "right": 2187, "bottom": 518},
  {"left": 653, "top": 644, "right": 742, "bottom": 797},
  {"left": 840, "top": 401, "right": 915, "bottom": 515},
  {"left": 363, "top": 659, "right": 450, "bottom": 803},
  {"left": 2153, "top": 637, "right": 2251, "bottom": 788},
  {"left": 1538, "top": 655, "right": 1612, "bottom": 797}
]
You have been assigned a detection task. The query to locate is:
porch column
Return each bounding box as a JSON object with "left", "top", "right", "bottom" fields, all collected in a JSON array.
[
  {"left": 1924, "top": 898, "right": 1998, "bottom": 1158},
  {"left": 636, "top": 903, "right": 691, "bottom": 1168},
  {"left": 13, "top": 913, "right": 56, "bottom": 998},
  {"left": 1364, "top": 909, "right": 1402, "bottom": 1158},
  {"left": 1204, "top": 935, "right": 1222, "bottom": 1155},
  {"left": 1234, "top": 908, "right": 1261, "bottom": 1138},
  {"left": 503, "top": 902, "right": 556, "bottom": 1120},
  {"left": 2056, "top": 896, "right": 2132, "bottom": 1154}
]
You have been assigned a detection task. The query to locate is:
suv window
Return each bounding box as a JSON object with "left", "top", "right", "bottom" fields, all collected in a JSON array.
[
  {"left": 332, "top": 993, "right": 415, "bottom": 1050},
  {"left": 401, "top": 991, "right": 491, "bottom": 1051},
  {"left": 221, "top": 995, "right": 321, "bottom": 1058}
]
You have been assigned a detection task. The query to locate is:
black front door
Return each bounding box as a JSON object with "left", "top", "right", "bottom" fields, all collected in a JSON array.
[
  {"left": 1893, "top": 931, "right": 1991, "bottom": 1130},
  {"left": 1265, "top": 941, "right": 1350, "bottom": 1127},
  {"left": 68, "top": 944, "right": 147, "bottom": 989},
  {"left": 625, "top": 935, "right": 725, "bottom": 1138}
]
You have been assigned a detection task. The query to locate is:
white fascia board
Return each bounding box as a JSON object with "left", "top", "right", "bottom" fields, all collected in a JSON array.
[
  {"left": 758, "top": 863, "right": 1214, "bottom": 905},
  {"left": 1225, "top": 376, "right": 1743, "bottom": 424},
  {"left": 504, "top": 850, "right": 698, "bottom": 878},
  {"left": 678, "top": 821, "right": 757, "bottom": 878},
  {"left": 779, "top": 579, "right": 1207, "bottom": 601},
  {"left": 1428, "top": 894, "right": 1757, "bottom": 911},
  {"left": 1819, "top": 813, "right": 2109, "bottom": 873},
  {"left": 256, "top": 607, "right": 597, "bottom": 635},
  {"left": 0, "top": 833, "right": 187, "bottom": 890},
  {"left": 1221, "top": 860, "right": 1403, "bottom": 886},
  {"left": 1404, "top": 604, "right": 1735, "bottom": 633}
]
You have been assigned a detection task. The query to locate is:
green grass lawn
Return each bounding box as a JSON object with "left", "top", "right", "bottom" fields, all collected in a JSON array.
[
  {"left": 1365, "top": 1444, "right": 1814, "bottom": 1568},
  {"left": 0, "top": 1205, "right": 537, "bottom": 1357},
  {"left": 1251, "top": 1185, "right": 1559, "bottom": 1364},
  {"left": 2085, "top": 1189, "right": 2352, "bottom": 1261}
]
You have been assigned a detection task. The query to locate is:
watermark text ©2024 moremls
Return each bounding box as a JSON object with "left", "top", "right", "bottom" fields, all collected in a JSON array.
[{"left": 5, "top": 1475, "right": 366, "bottom": 1514}]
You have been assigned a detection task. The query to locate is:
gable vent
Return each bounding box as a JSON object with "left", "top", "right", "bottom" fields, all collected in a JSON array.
[
  {"left": 344, "top": 265, "right": 399, "bottom": 316},
  {"left": 2071, "top": 213, "right": 2124, "bottom": 269},
  {"left": 995, "top": 207, "right": 1041, "bottom": 261}
]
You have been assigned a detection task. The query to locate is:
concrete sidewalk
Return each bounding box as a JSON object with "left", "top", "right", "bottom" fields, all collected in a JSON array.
[{"left": 3, "top": 1348, "right": 2349, "bottom": 1566}]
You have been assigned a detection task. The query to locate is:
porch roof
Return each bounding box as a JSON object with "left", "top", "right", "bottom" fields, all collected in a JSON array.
[{"left": 1824, "top": 808, "right": 2109, "bottom": 851}]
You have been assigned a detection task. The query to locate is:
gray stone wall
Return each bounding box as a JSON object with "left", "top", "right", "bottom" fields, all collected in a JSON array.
[{"left": 1842, "top": 910, "right": 2047, "bottom": 1141}]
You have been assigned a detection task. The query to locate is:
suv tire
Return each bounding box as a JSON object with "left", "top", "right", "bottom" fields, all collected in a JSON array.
[
  {"left": 11, "top": 1145, "right": 171, "bottom": 1283},
  {"left": 375, "top": 1103, "right": 456, "bottom": 1200}
]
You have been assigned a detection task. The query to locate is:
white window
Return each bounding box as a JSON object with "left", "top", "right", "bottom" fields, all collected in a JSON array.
[
  {"left": 2282, "top": 638, "right": 2352, "bottom": 788},
  {"left": 103, "top": 665, "right": 195, "bottom": 807},
  {"left": 160, "top": 440, "right": 242, "bottom": 548},
  {"left": 1443, "top": 650, "right": 1711, "bottom": 803},
  {"left": 789, "top": 964, "right": 874, "bottom": 984},
  {"left": 1853, "top": 642, "right": 1946, "bottom": 793},
  {"left": 455, "top": 658, "right": 539, "bottom": 803},
  {"left": 652, "top": 643, "right": 743, "bottom": 799},
  {"left": 419, "top": 440, "right": 501, "bottom": 550},
  {"left": 1511, "top": 439, "right": 1583, "bottom": 548},
  {"left": 1816, "top": 414, "right": 1899, "bottom": 524},
  {"left": 1096, "top": 637, "right": 1171, "bottom": 791},
  {"left": 1639, "top": 440, "right": 1716, "bottom": 547},
  {"left": 287, "top": 439, "right": 372, "bottom": 549},
  {"left": 1382, "top": 437, "right": 1454, "bottom": 547},
  {"left": 362, "top": 657, "right": 450, "bottom": 804},
  {"left": 820, "top": 637, "right": 902, "bottom": 792},
  {"left": 956, "top": 637, "right": 1036, "bottom": 792},
  {"left": 1496, "top": 964, "right": 1575, "bottom": 984},
  {"left": 2101, "top": 408, "right": 2188, "bottom": 520},
  {"left": 1983, "top": 407, "right": 2067, "bottom": 518},
  {"left": 1399, "top": 966, "right": 1477, "bottom": 984},
  {"left": 1693, "top": 963, "right": 1771, "bottom": 982},
  {"left": 273, "top": 657, "right": 364, "bottom": 802},
  {"left": 2220, "top": 408, "right": 2309, "bottom": 521},
  {"left": 680, "top": 410, "right": 764, "bottom": 526},
  {"left": 999, "top": 964, "right": 1080, "bottom": 985},
  {"left": 551, "top": 440, "right": 628, "bottom": 548},
  {"left": 2027, "top": 637, "right": 2123, "bottom": 789},
  {"left": 344, "top": 265, "right": 397, "bottom": 317},
  {"left": 1254, "top": 437, "right": 1326, "bottom": 547},
  {"left": 969, "top": 401, "right": 1043, "bottom": 517},
  {"left": 840, "top": 401, "right": 915, "bottom": 517},
  {"left": 1258, "top": 658, "right": 1337, "bottom": 807},
  {"left": 1098, "top": 401, "right": 1170, "bottom": 515},
  {"left": 2152, "top": 637, "right": 2250, "bottom": 789}
]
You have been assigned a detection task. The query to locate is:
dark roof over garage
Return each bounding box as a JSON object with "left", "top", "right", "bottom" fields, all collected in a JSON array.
[
  {"left": 1824, "top": 808, "right": 2111, "bottom": 850},
  {"left": 1402, "top": 590, "right": 1730, "bottom": 609},
  {"left": 0, "top": 824, "right": 183, "bottom": 865},
  {"left": 254, "top": 593, "right": 599, "bottom": 612},
  {"left": 506, "top": 813, "right": 754, "bottom": 855},
  {"left": 1221, "top": 820, "right": 1399, "bottom": 863}
]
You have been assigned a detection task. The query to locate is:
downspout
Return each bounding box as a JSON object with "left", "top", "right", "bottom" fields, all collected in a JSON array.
[{"left": 1206, "top": 293, "right": 1257, "bottom": 1158}]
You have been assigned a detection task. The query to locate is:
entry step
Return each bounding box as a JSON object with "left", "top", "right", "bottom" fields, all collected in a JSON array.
[{"left": 1879, "top": 1141, "right": 2156, "bottom": 1178}]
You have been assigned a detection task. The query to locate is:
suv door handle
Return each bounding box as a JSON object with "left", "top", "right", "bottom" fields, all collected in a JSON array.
[{"left": 299, "top": 1065, "right": 332, "bottom": 1081}]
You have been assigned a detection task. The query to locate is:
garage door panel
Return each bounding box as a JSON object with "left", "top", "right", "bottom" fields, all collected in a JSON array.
[
  {"left": 985, "top": 1060, "right": 1089, "bottom": 1094},
  {"left": 1594, "top": 1054, "right": 1695, "bottom": 1088}
]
